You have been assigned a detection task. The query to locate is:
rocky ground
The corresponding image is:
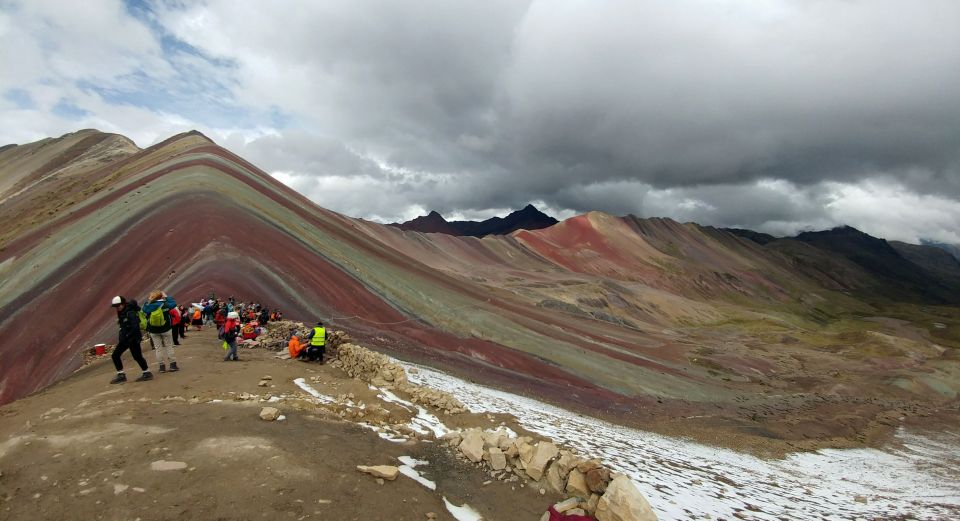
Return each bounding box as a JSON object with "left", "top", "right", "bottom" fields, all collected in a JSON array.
[{"left": 0, "top": 327, "right": 654, "bottom": 521}]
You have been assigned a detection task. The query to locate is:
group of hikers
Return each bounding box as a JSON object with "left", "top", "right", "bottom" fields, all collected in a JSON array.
[{"left": 107, "top": 291, "right": 316, "bottom": 384}]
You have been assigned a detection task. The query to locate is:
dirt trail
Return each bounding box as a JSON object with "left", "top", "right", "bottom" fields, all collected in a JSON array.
[{"left": 0, "top": 328, "right": 555, "bottom": 521}]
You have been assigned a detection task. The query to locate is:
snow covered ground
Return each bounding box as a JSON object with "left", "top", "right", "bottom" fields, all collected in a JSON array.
[{"left": 403, "top": 362, "right": 960, "bottom": 521}]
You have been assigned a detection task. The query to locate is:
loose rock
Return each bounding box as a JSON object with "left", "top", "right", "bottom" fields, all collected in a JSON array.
[
  {"left": 595, "top": 475, "right": 658, "bottom": 521},
  {"left": 356, "top": 465, "right": 400, "bottom": 481},
  {"left": 259, "top": 407, "right": 281, "bottom": 421}
]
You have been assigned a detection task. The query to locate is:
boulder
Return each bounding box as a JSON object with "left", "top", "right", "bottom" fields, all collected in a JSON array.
[
  {"left": 595, "top": 475, "right": 658, "bottom": 521},
  {"left": 459, "top": 430, "right": 485, "bottom": 463},
  {"left": 585, "top": 493, "right": 601, "bottom": 515},
  {"left": 526, "top": 441, "right": 559, "bottom": 481},
  {"left": 545, "top": 462, "right": 565, "bottom": 493},
  {"left": 518, "top": 442, "right": 535, "bottom": 465},
  {"left": 356, "top": 465, "right": 400, "bottom": 480},
  {"left": 259, "top": 407, "right": 281, "bottom": 421},
  {"left": 488, "top": 447, "right": 507, "bottom": 471},
  {"left": 577, "top": 459, "right": 603, "bottom": 474},
  {"left": 586, "top": 466, "right": 612, "bottom": 493},
  {"left": 556, "top": 450, "right": 580, "bottom": 478},
  {"left": 566, "top": 469, "right": 591, "bottom": 498}
]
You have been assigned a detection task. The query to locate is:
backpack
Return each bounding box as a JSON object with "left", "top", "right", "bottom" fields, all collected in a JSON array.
[
  {"left": 138, "top": 311, "right": 147, "bottom": 331},
  {"left": 148, "top": 305, "right": 168, "bottom": 328}
]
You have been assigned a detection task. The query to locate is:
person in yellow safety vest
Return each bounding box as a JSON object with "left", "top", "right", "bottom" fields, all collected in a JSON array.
[{"left": 304, "top": 321, "right": 326, "bottom": 364}]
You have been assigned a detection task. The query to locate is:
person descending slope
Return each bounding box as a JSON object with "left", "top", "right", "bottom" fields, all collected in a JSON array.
[
  {"left": 303, "top": 321, "right": 326, "bottom": 364},
  {"left": 109, "top": 296, "right": 152, "bottom": 384},
  {"left": 142, "top": 290, "right": 179, "bottom": 373}
]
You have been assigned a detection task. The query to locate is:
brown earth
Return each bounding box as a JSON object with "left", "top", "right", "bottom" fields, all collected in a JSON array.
[{"left": 0, "top": 328, "right": 562, "bottom": 521}]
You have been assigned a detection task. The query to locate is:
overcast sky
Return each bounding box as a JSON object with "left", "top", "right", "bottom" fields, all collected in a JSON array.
[{"left": 2, "top": 0, "right": 959, "bottom": 243}]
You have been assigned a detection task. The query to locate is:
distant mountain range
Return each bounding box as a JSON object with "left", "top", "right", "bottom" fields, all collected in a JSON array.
[{"left": 389, "top": 204, "right": 558, "bottom": 237}]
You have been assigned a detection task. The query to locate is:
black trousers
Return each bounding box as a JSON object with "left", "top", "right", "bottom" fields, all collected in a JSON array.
[
  {"left": 112, "top": 340, "right": 148, "bottom": 372},
  {"left": 305, "top": 345, "right": 325, "bottom": 361},
  {"left": 172, "top": 324, "right": 180, "bottom": 345}
]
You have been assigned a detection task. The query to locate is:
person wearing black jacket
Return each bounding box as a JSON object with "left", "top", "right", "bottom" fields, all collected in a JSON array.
[{"left": 109, "top": 296, "right": 153, "bottom": 384}]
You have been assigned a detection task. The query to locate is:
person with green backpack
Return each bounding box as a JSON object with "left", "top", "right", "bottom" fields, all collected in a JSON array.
[{"left": 141, "top": 290, "right": 179, "bottom": 373}]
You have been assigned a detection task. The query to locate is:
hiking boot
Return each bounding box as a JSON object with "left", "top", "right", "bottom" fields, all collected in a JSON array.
[
  {"left": 110, "top": 373, "right": 126, "bottom": 384},
  {"left": 169, "top": 362, "right": 179, "bottom": 372},
  {"left": 158, "top": 363, "right": 166, "bottom": 373},
  {"left": 135, "top": 371, "right": 153, "bottom": 382}
]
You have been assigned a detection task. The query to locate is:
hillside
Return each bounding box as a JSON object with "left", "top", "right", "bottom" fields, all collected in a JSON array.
[{"left": 1, "top": 130, "right": 959, "bottom": 457}]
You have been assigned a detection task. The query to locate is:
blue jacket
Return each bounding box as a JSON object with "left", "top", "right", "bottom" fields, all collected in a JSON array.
[{"left": 142, "top": 296, "right": 177, "bottom": 333}]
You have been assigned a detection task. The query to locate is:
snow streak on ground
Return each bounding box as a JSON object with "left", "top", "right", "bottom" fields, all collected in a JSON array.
[{"left": 403, "top": 363, "right": 960, "bottom": 521}]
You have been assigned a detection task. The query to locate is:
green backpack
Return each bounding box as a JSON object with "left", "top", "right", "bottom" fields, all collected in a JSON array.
[
  {"left": 138, "top": 311, "right": 147, "bottom": 331},
  {"left": 148, "top": 305, "right": 167, "bottom": 328}
]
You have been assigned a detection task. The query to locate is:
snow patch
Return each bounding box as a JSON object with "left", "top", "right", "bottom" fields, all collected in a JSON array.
[
  {"left": 442, "top": 497, "right": 483, "bottom": 521},
  {"left": 403, "top": 361, "right": 960, "bottom": 520}
]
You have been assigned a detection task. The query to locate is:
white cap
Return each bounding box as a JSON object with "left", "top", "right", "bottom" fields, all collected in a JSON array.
[
  {"left": 227, "top": 311, "right": 239, "bottom": 319},
  {"left": 111, "top": 296, "right": 122, "bottom": 306}
]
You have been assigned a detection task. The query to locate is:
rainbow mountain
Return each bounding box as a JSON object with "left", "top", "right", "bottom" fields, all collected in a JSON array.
[{"left": 1, "top": 129, "right": 958, "bottom": 448}]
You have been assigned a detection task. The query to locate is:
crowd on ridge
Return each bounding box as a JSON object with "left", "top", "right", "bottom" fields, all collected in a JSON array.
[{"left": 108, "top": 291, "right": 325, "bottom": 384}]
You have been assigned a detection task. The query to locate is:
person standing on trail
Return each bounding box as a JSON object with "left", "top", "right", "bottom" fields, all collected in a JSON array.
[
  {"left": 303, "top": 321, "right": 326, "bottom": 364},
  {"left": 222, "top": 311, "right": 242, "bottom": 361},
  {"left": 176, "top": 304, "right": 188, "bottom": 340},
  {"left": 109, "top": 296, "right": 152, "bottom": 384},
  {"left": 142, "top": 290, "right": 179, "bottom": 373},
  {"left": 169, "top": 304, "right": 182, "bottom": 345}
]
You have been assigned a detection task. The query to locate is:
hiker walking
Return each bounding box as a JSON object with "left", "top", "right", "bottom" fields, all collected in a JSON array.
[
  {"left": 303, "top": 321, "right": 326, "bottom": 364},
  {"left": 221, "top": 311, "right": 242, "bottom": 361},
  {"left": 142, "top": 290, "right": 179, "bottom": 373},
  {"left": 109, "top": 296, "right": 152, "bottom": 384}
]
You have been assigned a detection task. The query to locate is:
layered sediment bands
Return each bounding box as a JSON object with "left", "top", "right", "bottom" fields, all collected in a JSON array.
[
  {"left": 0, "top": 133, "right": 696, "bottom": 406},
  {"left": 3, "top": 130, "right": 958, "bottom": 441}
]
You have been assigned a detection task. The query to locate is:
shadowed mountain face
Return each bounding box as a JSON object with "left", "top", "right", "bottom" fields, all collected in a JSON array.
[
  {"left": 1, "top": 130, "right": 958, "bottom": 449},
  {"left": 390, "top": 204, "right": 558, "bottom": 237}
]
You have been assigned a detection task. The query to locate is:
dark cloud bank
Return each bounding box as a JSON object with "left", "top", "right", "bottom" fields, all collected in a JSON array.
[{"left": 11, "top": 0, "right": 960, "bottom": 242}]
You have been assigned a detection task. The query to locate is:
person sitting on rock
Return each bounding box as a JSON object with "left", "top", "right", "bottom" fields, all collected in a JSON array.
[
  {"left": 287, "top": 329, "right": 306, "bottom": 359},
  {"left": 303, "top": 321, "right": 326, "bottom": 364},
  {"left": 241, "top": 321, "right": 258, "bottom": 341},
  {"left": 109, "top": 296, "right": 152, "bottom": 384}
]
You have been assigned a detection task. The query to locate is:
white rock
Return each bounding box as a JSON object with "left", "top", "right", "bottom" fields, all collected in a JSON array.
[
  {"left": 595, "top": 475, "right": 658, "bottom": 521},
  {"left": 459, "top": 430, "right": 485, "bottom": 463},
  {"left": 526, "top": 441, "right": 559, "bottom": 481},
  {"left": 150, "top": 460, "right": 187, "bottom": 472},
  {"left": 488, "top": 447, "right": 507, "bottom": 471}
]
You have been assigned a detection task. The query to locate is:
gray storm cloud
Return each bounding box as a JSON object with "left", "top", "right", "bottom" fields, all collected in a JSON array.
[{"left": 3, "top": 0, "right": 959, "bottom": 241}]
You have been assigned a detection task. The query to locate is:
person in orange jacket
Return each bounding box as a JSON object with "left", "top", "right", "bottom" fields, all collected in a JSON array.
[
  {"left": 191, "top": 306, "right": 203, "bottom": 331},
  {"left": 287, "top": 329, "right": 307, "bottom": 359}
]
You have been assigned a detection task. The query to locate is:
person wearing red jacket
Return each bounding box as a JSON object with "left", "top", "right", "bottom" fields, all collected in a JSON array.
[{"left": 170, "top": 305, "right": 182, "bottom": 345}]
